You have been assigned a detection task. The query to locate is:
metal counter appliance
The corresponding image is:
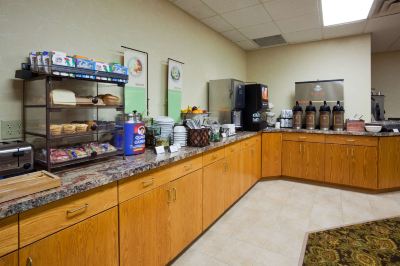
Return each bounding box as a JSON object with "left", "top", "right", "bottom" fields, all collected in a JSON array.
[
  {"left": 0, "top": 140, "right": 33, "bottom": 178},
  {"left": 243, "top": 83, "right": 269, "bottom": 131},
  {"left": 295, "top": 79, "right": 344, "bottom": 128},
  {"left": 208, "top": 79, "right": 245, "bottom": 129}
]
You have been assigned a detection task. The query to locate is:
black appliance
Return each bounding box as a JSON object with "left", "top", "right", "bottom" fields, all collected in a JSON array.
[{"left": 243, "top": 83, "right": 269, "bottom": 131}]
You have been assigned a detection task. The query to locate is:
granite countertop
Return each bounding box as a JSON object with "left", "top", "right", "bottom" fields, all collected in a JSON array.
[
  {"left": 0, "top": 132, "right": 258, "bottom": 219},
  {"left": 263, "top": 128, "right": 400, "bottom": 137}
]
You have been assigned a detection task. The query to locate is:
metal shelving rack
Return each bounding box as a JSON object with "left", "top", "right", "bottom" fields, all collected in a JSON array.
[{"left": 16, "top": 69, "right": 127, "bottom": 172}]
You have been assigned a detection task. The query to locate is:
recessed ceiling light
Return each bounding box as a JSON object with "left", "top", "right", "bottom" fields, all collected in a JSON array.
[{"left": 321, "top": 0, "right": 374, "bottom": 26}]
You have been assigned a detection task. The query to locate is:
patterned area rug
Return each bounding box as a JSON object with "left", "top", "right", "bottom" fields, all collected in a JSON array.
[{"left": 302, "top": 217, "right": 400, "bottom": 265}]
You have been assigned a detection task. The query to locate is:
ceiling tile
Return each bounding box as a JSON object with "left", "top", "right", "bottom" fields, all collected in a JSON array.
[
  {"left": 283, "top": 28, "right": 322, "bottom": 43},
  {"left": 275, "top": 12, "right": 321, "bottom": 33},
  {"left": 221, "top": 29, "right": 246, "bottom": 42},
  {"left": 323, "top": 21, "right": 366, "bottom": 39},
  {"left": 221, "top": 5, "right": 272, "bottom": 28},
  {"left": 238, "top": 22, "right": 281, "bottom": 39},
  {"left": 235, "top": 39, "right": 259, "bottom": 50},
  {"left": 201, "top": 0, "right": 260, "bottom": 13},
  {"left": 201, "top": 16, "right": 234, "bottom": 32},
  {"left": 264, "top": 0, "right": 318, "bottom": 21},
  {"left": 174, "top": 0, "right": 216, "bottom": 19}
]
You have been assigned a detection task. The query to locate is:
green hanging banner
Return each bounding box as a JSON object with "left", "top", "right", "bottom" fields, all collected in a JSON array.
[
  {"left": 167, "top": 58, "right": 184, "bottom": 122},
  {"left": 123, "top": 47, "right": 148, "bottom": 115}
]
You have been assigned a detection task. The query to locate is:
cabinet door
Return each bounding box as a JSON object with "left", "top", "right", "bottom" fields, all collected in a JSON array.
[
  {"left": 250, "top": 144, "right": 259, "bottom": 185},
  {"left": 325, "top": 144, "right": 350, "bottom": 185},
  {"left": 282, "top": 141, "right": 302, "bottom": 178},
  {"left": 379, "top": 137, "right": 400, "bottom": 189},
  {"left": 349, "top": 146, "right": 378, "bottom": 189},
  {"left": 262, "top": 133, "right": 282, "bottom": 177},
  {"left": 0, "top": 251, "right": 17, "bottom": 266},
  {"left": 119, "top": 186, "right": 170, "bottom": 266},
  {"left": 169, "top": 169, "right": 203, "bottom": 258},
  {"left": 240, "top": 146, "right": 253, "bottom": 194},
  {"left": 226, "top": 152, "right": 241, "bottom": 205},
  {"left": 303, "top": 142, "right": 325, "bottom": 181},
  {"left": 19, "top": 207, "right": 119, "bottom": 266},
  {"left": 203, "top": 160, "right": 226, "bottom": 230}
]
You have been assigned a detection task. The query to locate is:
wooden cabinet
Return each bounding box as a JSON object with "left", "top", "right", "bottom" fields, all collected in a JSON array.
[
  {"left": 19, "top": 183, "right": 117, "bottom": 247},
  {"left": 325, "top": 144, "right": 350, "bottom": 185},
  {"left": 349, "top": 145, "right": 377, "bottom": 189},
  {"left": 203, "top": 159, "right": 227, "bottom": 230},
  {"left": 19, "top": 207, "right": 119, "bottom": 266},
  {"left": 282, "top": 139, "right": 324, "bottom": 181},
  {"left": 0, "top": 215, "right": 18, "bottom": 257},
  {"left": 262, "top": 133, "right": 282, "bottom": 177},
  {"left": 282, "top": 141, "right": 303, "bottom": 178},
  {"left": 325, "top": 144, "right": 377, "bottom": 189},
  {"left": 225, "top": 143, "right": 242, "bottom": 205},
  {"left": 303, "top": 142, "right": 325, "bottom": 182},
  {"left": 379, "top": 137, "right": 400, "bottom": 189},
  {"left": 169, "top": 169, "right": 203, "bottom": 258},
  {"left": 0, "top": 251, "right": 17, "bottom": 266},
  {"left": 119, "top": 185, "right": 170, "bottom": 266}
]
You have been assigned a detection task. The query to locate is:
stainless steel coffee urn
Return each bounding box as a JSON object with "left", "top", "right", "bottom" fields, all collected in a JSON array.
[
  {"left": 305, "top": 101, "right": 316, "bottom": 130},
  {"left": 292, "top": 101, "right": 303, "bottom": 129},
  {"left": 319, "top": 101, "right": 331, "bottom": 131},
  {"left": 333, "top": 101, "right": 345, "bottom": 131}
]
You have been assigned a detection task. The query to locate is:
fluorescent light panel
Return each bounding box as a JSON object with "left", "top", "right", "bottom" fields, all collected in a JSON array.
[{"left": 321, "top": 0, "right": 374, "bottom": 26}]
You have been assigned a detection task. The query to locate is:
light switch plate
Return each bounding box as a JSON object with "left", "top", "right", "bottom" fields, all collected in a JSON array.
[{"left": 1, "top": 120, "right": 22, "bottom": 139}]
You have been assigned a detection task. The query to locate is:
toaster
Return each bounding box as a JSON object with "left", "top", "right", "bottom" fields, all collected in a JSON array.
[{"left": 0, "top": 140, "right": 34, "bottom": 178}]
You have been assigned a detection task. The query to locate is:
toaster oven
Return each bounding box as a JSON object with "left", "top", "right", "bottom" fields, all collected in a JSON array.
[{"left": 0, "top": 140, "right": 34, "bottom": 178}]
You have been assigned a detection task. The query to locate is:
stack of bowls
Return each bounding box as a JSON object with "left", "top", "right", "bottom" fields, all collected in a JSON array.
[
  {"left": 173, "top": 126, "right": 188, "bottom": 146},
  {"left": 154, "top": 116, "right": 174, "bottom": 139}
]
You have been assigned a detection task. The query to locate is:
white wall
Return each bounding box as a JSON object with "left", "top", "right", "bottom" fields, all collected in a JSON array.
[
  {"left": 247, "top": 35, "right": 372, "bottom": 121},
  {"left": 0, "top": 0, "right": 246, "bottom": 139},
  {"left": 372, "top": 51, "right": 400, "bottom": 119}
]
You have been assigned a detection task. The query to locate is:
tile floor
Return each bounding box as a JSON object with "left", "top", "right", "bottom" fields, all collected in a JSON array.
[{"left": 172, "top": 180, "right": 400, "bottom": 266}]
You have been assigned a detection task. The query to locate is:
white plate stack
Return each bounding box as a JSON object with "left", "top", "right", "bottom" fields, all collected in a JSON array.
[
  {"left": 154, "top": 116, "right": 174, "bottom": 138},
  {"left": 173, "top": 126, "right": 187, "bottom": 146}
]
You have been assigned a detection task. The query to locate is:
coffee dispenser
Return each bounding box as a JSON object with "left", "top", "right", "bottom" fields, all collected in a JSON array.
[
  {"left": 319, "top": 101, "right": 331, "bottom": 130},
  {"left": 242, "top": 83, "right": 269, "bottom": 131},
  {"left": 292, "top": 101, "right": 303, "bottom": 129},
  {"left": 333, "top": 101, "right": 345, "bottom": 131}
]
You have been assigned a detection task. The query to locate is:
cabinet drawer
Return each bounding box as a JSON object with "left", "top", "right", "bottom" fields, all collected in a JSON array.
[
  {"left": 20, "top": 183, "right": 117, "bottom": 247},
  {"left": 283, "top": 133, "right": 325, "bottom": 143},
  {"left": 203, "top": 148, "right": 225, "bottom": 166},
  {"left": 325, "top": 135, "right": 378, "bottom": 146},
  {"left": 0, "top": 215, "right": 18, "bottom": 257},
  {"left": 241, "top": 136, "right": 258, "bottom": 149},
  {"left": 119, "top": 170, "right": 170, "bottom": 203},
  {"left": 170, "top": 155, "right": 203, "bottom": 181},
  {"left": 225, "top": 142, "right": 241, "bottom": 156}
]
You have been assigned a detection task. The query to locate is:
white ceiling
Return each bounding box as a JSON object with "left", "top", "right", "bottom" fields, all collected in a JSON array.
[{"left": 169, "top": 0, "right": 400, "bottom": 52}]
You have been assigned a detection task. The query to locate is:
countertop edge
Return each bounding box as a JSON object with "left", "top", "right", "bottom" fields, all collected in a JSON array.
[{"left": 0, "top": 132, "right": 259, "bottom": 219}]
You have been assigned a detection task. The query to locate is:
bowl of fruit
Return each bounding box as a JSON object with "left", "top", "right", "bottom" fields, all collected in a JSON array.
[{"left": 181, "top": 106, "right": 209, "bottom": 123}]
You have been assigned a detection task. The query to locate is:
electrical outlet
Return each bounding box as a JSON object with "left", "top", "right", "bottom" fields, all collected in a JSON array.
[{"left": 1, "top": 120, "right": 22, "bottom": 140}]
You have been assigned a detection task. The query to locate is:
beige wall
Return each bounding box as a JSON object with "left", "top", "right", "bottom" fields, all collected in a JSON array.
[
  {"left": 0, "top": 0, "right": 246, "bottom": 139},
  {"left": 247, "top": 34, "right": 372, "bottom": 121},
  {"left": 372, "top": 51, "right": 400, "bottom": 119}
]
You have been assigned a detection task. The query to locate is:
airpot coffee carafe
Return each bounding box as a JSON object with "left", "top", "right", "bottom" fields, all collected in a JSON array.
[
  {"left": 319, "top": 101, "right": 331, "bottom": 130},
  {"left": 292, "top": 101, "right": 303, "bottom": 129},
  {"left": 333, "top": 101, "right": 345, "bottom": 131},
  {"left": 305, "top": 101, "right": 316, "bottom": 130}
]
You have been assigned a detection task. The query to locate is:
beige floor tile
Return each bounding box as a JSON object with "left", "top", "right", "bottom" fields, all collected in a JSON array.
[{"left": 174, "top": 180, "right": 400, "bottom": 265}]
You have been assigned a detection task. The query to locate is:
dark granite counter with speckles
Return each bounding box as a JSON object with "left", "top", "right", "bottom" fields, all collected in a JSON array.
[
  {"left": 263, "top": 128, "right": 400, "bottom": 137},
  {"left": 0, "top": 131, "right": 259, "bottom": 219}
]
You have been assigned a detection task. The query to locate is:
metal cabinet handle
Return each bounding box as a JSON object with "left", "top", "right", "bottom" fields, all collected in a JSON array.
[
  {"left": 167, "top": 189, "right": 173, "bottom": 203},
  {"left": 142, "top": 179, "right": 154, "bottom": 188},
  {"left": 173, "top": 188, "right": 177, "bottom": 201},
  {"left": 26, "top": 257, "right": 33, "bottom": 266},
  {"left": 351, "top": 148, "right": 354, "bottom": 157},
  {"left": 66, "top": 204, "right": 88, "bottom": 215},
  {"left": 346, "top": 139, "right": 355, "bottom": 142},
  {"left": 183, "top": 164, "right": 192, "bottom": 172},
  {"left": 299, "top": 144, "right": 302, "bottom": 153},
  {"left": 211, "top": 154, "right": 218, "bottom": 160},
  {"left": 299, "top": 136, "right": 307, "bottom": 140},
  {"left": 346, "top": 147, "right": 349, "bottom": 157}
]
